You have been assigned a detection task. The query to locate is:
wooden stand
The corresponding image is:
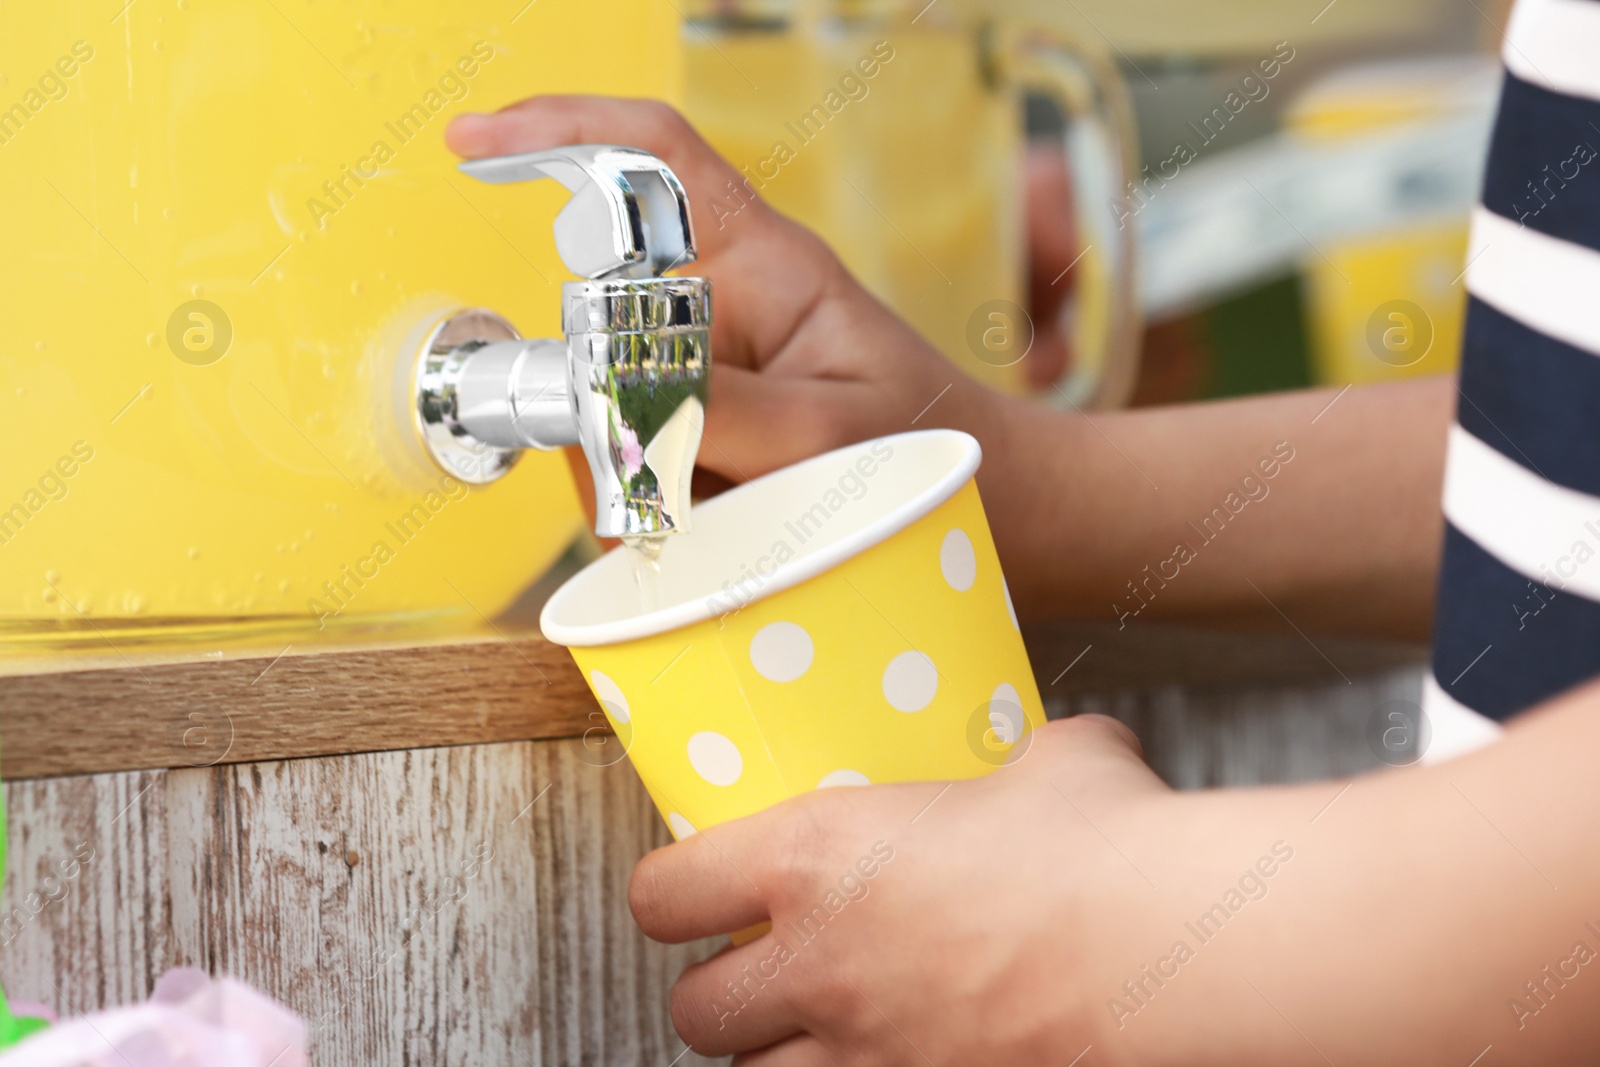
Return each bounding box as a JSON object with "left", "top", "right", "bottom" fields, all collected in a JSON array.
[{"left": 0, "top": 620, "right": 1425, "bottom": 1064}]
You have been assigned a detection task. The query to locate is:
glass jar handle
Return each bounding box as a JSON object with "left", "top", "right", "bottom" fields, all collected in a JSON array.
[{"left": 997, "top": 25, "right": 1141, "bottom": 410}]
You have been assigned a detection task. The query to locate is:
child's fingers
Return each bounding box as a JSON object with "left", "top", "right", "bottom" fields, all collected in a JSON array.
[
  {"left": 1048, "top": 712, "right": 1145, "bottom": 760},
  {"left": 1029, "top": 714, "right": 1167, "bottom": 801},
  {"left": 729, "top": 1034, "right": 831, "bottom": 1067},
  {"left": 667, "top": 934, "right": 809, "bottom": 1055},
  {"left": 629, "top": 831, "right": 772, "bottom": 944}
]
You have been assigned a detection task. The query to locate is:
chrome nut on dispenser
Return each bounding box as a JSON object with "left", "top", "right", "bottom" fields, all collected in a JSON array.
[{"left": 411, "top": 145, "right": 711, "bottom": 539}]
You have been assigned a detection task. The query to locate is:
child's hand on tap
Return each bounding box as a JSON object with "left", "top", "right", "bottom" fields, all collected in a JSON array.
[
  {"left": 448, "top": 96, "right": 1013, "bottom": 496},
  {"left": 452, "top": 96, "right": 1452, "bottom": 633}
]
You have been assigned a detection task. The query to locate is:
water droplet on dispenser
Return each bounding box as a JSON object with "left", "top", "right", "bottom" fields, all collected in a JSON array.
[
  {"left": 190, "top": 283, "right": 202, "bottom": 297},
  {"left": 163, "top": 207, "right": 175, "bottom": 220},
  {"left": 146, "top": 332, "right": 159, "bottom": 347},
  {"left": 187, "top": 546, "right": 201, "bottom": 561},
  {"left": 40, "top": 588, "right": 57, "bottom": 604},
  {"left": 128, "top": 594, "right": 147, "bottom": 614},
  {"left": 254, "top": 572, "right": 264, "bottom": 584},
  {"left": 34, "top": 341, "right": 45, "bottom": 352},
  {"left": 277, "top": 579, "right": 290, "bottom": 593},
  {"left": 44, "top": 569, "right": 60, "bottom": 584},
  {"left": 14, "top": 388, "right": 24, "bottom": 398},
  {"left": 350, "top": 281, "right": 363, "bottom": 296}
]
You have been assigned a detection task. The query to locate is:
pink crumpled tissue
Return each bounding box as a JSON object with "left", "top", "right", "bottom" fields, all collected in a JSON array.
[{"left": 0, "top": 968, "right": 306, "bottom": 1067}]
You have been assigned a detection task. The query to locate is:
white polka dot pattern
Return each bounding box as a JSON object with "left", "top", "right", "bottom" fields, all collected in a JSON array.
[
  {"left": 563, "top": 476, "right": 1043, "bottom": 849},
  {"left": 749, "top": 621, "right": 815, "bottom": 682},
  {"left": 590, "top": 670, "right": 631, "bottom": 724},
  {"left": 989, "top": 682, "right": 1024, "bottom": 744},
  {"left": 882, "top": 650, "right": 939, "bottom": 712},
  {"left": 817, "top": 769, "right": 871, "bottom": 789},
  {"left": 940, "top": 528, "right": 977, "bottom": 591},
  {"left": 687, "top": 731, "right": 744, "bottom": 786}
]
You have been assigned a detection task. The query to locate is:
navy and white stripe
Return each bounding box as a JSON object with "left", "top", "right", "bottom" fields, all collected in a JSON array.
[{"left": 1425, "top": 0, "right": 1600, "bottom": 759}]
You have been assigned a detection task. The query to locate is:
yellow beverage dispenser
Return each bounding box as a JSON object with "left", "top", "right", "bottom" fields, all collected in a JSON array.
[{"left": 0, "top": 1, "right": 681, "bottom": 654}]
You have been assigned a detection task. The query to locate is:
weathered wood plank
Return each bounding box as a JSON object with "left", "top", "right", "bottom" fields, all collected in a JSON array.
[
  {"left": 0, "top": 741, "right": 725, "bottom": 1067},
  {"left": 0, "top": 588, "right": 1429, "bottom": 1066},
  {"left": 1050, "top": 665, "right": 1427, "bottom": 788},
  {"left": 0, "top": 770, "right": 172, "bottom": 1014}
]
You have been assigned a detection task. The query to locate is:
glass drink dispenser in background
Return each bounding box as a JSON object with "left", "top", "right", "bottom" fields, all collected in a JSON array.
[
  {"left": 682, "top": 0, "right": 1142, "bottom": 407},
  {"left": 0, "top": 1, "right": 679, "bottom": 652}
]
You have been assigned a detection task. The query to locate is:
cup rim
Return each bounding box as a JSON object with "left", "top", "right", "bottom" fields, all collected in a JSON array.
[{"left": 540, "top": 429, "right": 982, "bottom": 647}]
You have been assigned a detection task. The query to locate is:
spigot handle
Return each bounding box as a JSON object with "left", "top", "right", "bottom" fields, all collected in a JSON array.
[{"left": 460, "top": 145, "right": 697, "bottom": 281}]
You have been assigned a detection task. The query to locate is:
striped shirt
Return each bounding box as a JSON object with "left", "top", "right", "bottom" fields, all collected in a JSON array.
[{"left": 1424, "top": 0, "right": 1600, "bottom": 760}]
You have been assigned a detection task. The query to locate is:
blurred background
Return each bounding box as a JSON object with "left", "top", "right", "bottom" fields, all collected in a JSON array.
[{"left": 684, "top": 0, "right": 1512, "bottom": 409}]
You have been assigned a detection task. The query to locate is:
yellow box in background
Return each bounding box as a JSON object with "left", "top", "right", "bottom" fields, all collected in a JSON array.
[{"left": 1289, "top": 59, "right": 1494, "bottom": 385}]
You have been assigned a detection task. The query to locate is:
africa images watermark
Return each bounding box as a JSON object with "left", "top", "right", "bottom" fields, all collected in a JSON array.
[
  {"left": 0, "top": 40, "right": 95, "bottom": 149},
  {"left": 1115, "top": 441, "right": 1297, "bottom": 629},
  {"left": 355, "top": 842, "right": 495, "bottom": 981},
  {"left": 710, "top": 840, "right": 897, "bottom": 1031},
  {"left": 1508, "top": 919, "right": 1600, "bottom": 1031},
  {"left": 1108, "top": 840, "right": 1296, "bottom": 1029},
  {"left": 307, "top": 840, "right": 496, "bottom": 1038},
  {"left": 1109, "top": 40, "right": 1297, "bottom": 230},
  {"left": 706, "top": 439, "right": 896, "bottom": 620},
  {"left": 706, "top": 40, "right": 897, "bottom": 230},
  {"left": 305, "top": 41, "right": 497, "bottom": 230},
  {"left": 1510, "top": 141, "right": 1598, "bottom": 227},
  {"left": 307, "top": 472, "right": 472, "bottom": 629},
  {"left": 0, "top": 441, "right": 96, "bottom": 549},
  {"left": 1507, "top": 516, "right": 1600, "bottom": 633},
  {"left": 0, "top": 842, "right": 96, "bottom": 948}
]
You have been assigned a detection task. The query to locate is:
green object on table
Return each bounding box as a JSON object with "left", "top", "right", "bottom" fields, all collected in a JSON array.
[{"left": 0, "top": 789, "right": 49, "bottom": 1050}]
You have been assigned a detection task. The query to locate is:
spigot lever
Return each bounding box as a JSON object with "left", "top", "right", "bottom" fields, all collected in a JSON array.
[
  {"left": 459, "top": 145, "right": 697, "bottom": 281},
  {"left": 411, "top": 145, "right": 710, "bottom": 541}
]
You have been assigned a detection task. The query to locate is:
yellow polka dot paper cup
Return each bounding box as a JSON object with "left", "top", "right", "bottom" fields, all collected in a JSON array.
[{"left": 540, "top": 429, "right": 1045, "bottom": 839}]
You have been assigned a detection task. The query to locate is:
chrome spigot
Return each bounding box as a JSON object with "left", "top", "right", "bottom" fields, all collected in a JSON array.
[{"left": 411, "top": 145, "right": 710, "bottom": 540}]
